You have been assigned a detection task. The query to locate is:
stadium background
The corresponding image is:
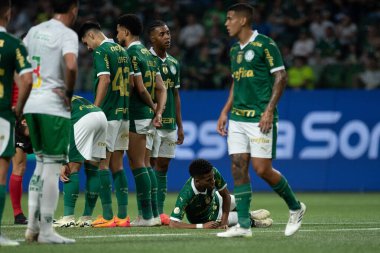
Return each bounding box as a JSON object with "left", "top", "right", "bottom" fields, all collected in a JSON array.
[{"left": 7, "top": 0, "right": 380, "bottom": 192}]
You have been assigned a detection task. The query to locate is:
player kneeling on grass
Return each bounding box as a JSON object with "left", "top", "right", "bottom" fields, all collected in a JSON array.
[
  {"left": 54, "top": 95, "right": 108, "bottom": 228},
  {"left": 169, "top": 159, "right": 272, "bottom": 229}
]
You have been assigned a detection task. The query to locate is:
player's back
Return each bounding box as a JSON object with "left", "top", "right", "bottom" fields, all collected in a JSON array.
[
  {"left": 94, "top": 41, "right": 130, "bottom": 121},
  {"left": 23, "top": 19, "right": 78, "bottom": 118},
  {"left": 0, "top": 31, "right": 30, "bottom": 112}
]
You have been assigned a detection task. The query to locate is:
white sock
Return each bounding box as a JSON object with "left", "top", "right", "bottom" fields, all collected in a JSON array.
[
  {"left": 228, "top": 211, "right": 239, "bottom": 226},
  {"left": 27, "top": 156, "right": 43, "bottom": 232},
  {"left": 39, "top": 158, "right": 61, "bottom": 235}
]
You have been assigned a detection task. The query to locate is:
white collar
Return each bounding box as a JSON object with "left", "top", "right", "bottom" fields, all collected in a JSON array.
[
  {"left": 191, "top": 178, "right": 207, "bottom": 195},
  {"left": 239, "top": 30, "right": 258, "bottom": 50},
  {"left": 127, "top": 40, "right": 142, "bottom": 49},
  {"left": 149, "top": 47, "right": 168, "bottom": 62},
  {"left": 100, "top": 38, "right": 114, "bottom": 45},
  {"left": 0, "top": 26, "right": 7, "bottom": 32}
]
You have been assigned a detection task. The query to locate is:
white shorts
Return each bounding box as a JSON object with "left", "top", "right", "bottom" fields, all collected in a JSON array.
[
  {"left": 227, "top": 120, "right": 277, "bottom": 158},
  {"left": 151, "top": 129, "right": 177, "bottom": 158},
  {"left": 135, "top": 118, "right": 154, "bottom": 135},
  {"left": 106, "top": 120, "right": 129, "bottom": 152},
  {"left": 0, "top": 117, "right": 12, "bottom": 157},
  {"left": 216, "top": 192, "right": 236, "bottom": 221},
  {"left": 73, "top": 111, "right": 107, "bottom": 162}
]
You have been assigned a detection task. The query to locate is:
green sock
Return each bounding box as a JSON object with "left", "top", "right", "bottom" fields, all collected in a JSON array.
[
  {"left": 155, "top": 170, "right": 167, "bottom": 214},
  {"left": 272, "top": 176, "right": 301, "bottom": 210},
  {"left": 234, "top": 183, "right": 252, "bottom": 228},
  {"left": 147, "top": 167, "right": 159, "bottom": 217},
  {"left": 63, "top": 172, "right": 79, "bottom": 216},
  {"left": 83, "top": 164, "right": 100, "bottom": 216},
  {"left": 132, "top": 167, "right": 152, "bottom": 219},
  {"left": 0, "top": 185, "right": 6, "bottom": 231},
  {"left": 98, "top": 169, "right": 113, "bottom": 220},
  {"left": 112, "top": 170, "right": 128, "bottom": 219}
]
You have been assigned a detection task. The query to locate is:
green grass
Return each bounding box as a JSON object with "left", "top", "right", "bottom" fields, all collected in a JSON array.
[{"left": 1, "top": 193, "right": 380, "bottom": 253}]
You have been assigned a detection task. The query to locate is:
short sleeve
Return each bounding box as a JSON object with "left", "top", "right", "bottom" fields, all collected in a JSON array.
[
  {"left": 131, "top": 55, "right": 141, "bottom": 75},
  {"left": 213, "top": 168, "right": 227, "bottom": 191},
  {"left": 62, "top": 30, "right": 78, "bottom": 57},
  {"left": 94, "top": 49, "right": 110, "bottom": 77},
  {"left": 175, "top": 62, "right": 181, "bottom": 89},
  {"left": 15, "top": 40, "right": 32, "bottom": 76},
  {"left": 264, "top": 39, "right": 285, "bottom": 74},
  {"left": 170, "top": 187, "right": 192, "bottom": 222}
]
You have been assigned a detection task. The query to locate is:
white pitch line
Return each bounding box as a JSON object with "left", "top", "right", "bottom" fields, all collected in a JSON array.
[{"left": 14, "top": 228, "right": 380, "bottom": 241}]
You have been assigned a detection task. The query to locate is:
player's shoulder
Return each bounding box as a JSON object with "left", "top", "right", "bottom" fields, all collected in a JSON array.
[
  {"left": 253, "top": 34, "right": 278, "bottom": 47},
  {"left": 0, "top": 31, "right": 22, "bottom": 46},
  {"left": 167, "top": 54, "right": 179, "bottom": 65},
  {"left": 230, "top": 42, "right": 240, "bottom": 53}
]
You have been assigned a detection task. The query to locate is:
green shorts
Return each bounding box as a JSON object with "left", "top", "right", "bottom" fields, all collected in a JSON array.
[
  {"left": 0, "top": 111, "right": 15, "bottom": 158},
  {"left": 24, "top": 113, "right": 70, "bottom": 162}
]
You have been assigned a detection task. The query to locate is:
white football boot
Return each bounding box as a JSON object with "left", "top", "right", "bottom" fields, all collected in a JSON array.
[
  {"left": 53, "top": 215, "right": 76, "bottom": 228},
  {"left": 285, "top": 202, "right": 306, "bottom": 236},
  {"left": 217, "top": 224, "right": 252, "bottom": 238}
]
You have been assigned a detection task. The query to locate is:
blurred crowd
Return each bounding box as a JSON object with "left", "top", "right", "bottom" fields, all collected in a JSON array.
[{"left": 7, "top": 0, "right": 380, "bottom": 91}]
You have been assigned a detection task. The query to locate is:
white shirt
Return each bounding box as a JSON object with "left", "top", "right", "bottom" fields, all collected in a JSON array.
[{"left": 23, "top": 19, "right": 78, "bottom": 118}]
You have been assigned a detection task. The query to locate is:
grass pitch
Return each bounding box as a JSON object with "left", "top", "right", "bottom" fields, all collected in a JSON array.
[{"left": 1, "top": 192, "right": 379, "bottom": 253}]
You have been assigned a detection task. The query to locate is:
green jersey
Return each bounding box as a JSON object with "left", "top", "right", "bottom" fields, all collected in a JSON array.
[
  {"left": 170, "top": 168, "right": 227, "bottom": 224},
  {"left": 230, "top": 31, "right": 285, "bottom": 123},
  {"left": 0, "top": 27, "right": 32, "bottom": 114},
  {"left": 127, "top": 41, "right": 159, "bottom": 120},
  {"left": 150, "top": 48, "right": 180, "bottom": 130},
  {"left": 93, "top": 40, "right": 132, "bottom": 121},
  {"left": 71, "top": 95, "right": 102, "bottom": 124}
]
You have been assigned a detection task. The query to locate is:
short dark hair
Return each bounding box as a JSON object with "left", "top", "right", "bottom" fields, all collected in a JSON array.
[
  {"left": 117, "top": 14, "right": 143, "bottom": 36},
  {"left": 148, "top": 20, "right": 166, "bottom": 35},
  {"left": 228, "top": 3, "right": 254, "bottom": 25},
  {"left": 52, "top": 0, "right": 78, "bottom": 14},
  {"left": 189, "top": 159, "right": 213, "bottom": 178},
  {"left": 78, "top": 21, "right": 101, "bottom": 39},
  {"left": 0, "top": 0, "right": 11, "bottom": 17}
]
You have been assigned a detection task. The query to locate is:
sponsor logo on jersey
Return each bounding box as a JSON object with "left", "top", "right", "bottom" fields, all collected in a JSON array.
[
  {"left": 244, "top": 50, "right": 255, "bottom": 62},
  {"left": 170, "top": 65, "right": 177, "bottom": 75}
]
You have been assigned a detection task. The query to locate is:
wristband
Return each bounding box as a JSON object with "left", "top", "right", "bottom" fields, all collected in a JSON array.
[
  {"left": 65, "top": 90, "right": 74, "bottom": 99},
  {"left": 196, "top": 224, "right": 203, "bottom": 229}
]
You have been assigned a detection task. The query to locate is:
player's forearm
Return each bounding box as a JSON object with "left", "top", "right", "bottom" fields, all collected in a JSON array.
[
  {"left": 155, "top": 77, "right": 167, "bottom": 115},
  {"left": 220, "top": 82, "right": 234, "bottom": 115},
  {"left": 221, "top": 193, "right": 231, "bottom": 225},
  {"left": 134, "top": 76, "right": 155, "bottom": 109},
  {"left": 266, "top": 70, "right": 287, "bottom": 113},
  {"left": 169, "top": 220, "right": 197, "bottom": 229},
  {"left": 16, "top": 73, "right": 33, "bottom": 115},
  {"left": 94, "top": 77, "right": 110, "bottom": 107},
  {"left": 64, "top": 54, "right": 78, "bottom": 93},
  {"left": 174, "top": 89, "right": 183, "bottom": 129}
]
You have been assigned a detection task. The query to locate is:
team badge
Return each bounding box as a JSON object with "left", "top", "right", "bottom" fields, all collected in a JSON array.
[
  {"left": 244, "top": 50, "right": 255, "bottom": 62},
  {"left": 236, "top": 52, "right": 243, "bottom": 64},
  {"left": 170, "top": 65, "right": 177, "bottom": 75},
  {"left": 205, "top": 196, "right": 211, "bottom": 204},
  {"left": 174, "top": 207, "right": 180, "bottom": 214},
  {"left": 162, "top": 66, "right": 169, "bottom": 75}
]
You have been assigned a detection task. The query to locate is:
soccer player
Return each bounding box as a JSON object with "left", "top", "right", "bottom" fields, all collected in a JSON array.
[
  {"left": 23, "top": 0, "right": 78, "bottom": 244},
  {"left": 0, "top": 0, "right": 32, "bottom": 246},
  {"left": 78, "top": 21, "right": 134, "bottom": 228},
  {"left": 148, "top": 20, "right": 184, "bottom": 225},
  {"left": 116, "top": 14, "right": 167, "bottom": 226},
  {"left": 54, "top": 95, "right": 107, "bottom": 228},
  {"left": 216, "top": 3, "right": 306, "bottom": 238},
  {"left": 169, "top": 159, "right": 272, "bottom": 229}
]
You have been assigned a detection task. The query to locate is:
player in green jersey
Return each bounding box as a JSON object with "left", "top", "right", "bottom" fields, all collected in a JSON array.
[
  {"left": 78, "top": 21, "right": 142, "bottom": 228},
  {"left": 53, "top": 95, "right": 107, "bottom": 228},
  {"left": 0, "top": 0, "right": 32, "bottom": 246},
  {"left": 116, "top": 14, "right": 167, "bottom": 226},
  {"left": 169, "top": 159, "right": 272, "bottom": 229},
  {"left": 148, "top": 20, "right": 184, "bottom": 225},
  {"left": 216, "top": 3, "right": 306, "bottom": 238}
]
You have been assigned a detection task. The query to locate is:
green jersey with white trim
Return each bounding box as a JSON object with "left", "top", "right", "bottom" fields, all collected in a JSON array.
[
  {"left": 0, "top": 29, "right": 32, "bottom": 113},
  {"left": 150, "top": 48, "right": 180, "bottom": 130},
  {"left": 71, "top": 95, "right": 102, "bottom": 125},
  {"left": 230, "top": 31, "right": 285, "bottom": 123},
  {"left": 93, "top": 40, "right": 132, "bottom": 121},
  {"left": 127, "top": 42, "right": 159, "bottom": 120},
  {"left": 170, "top": 167, "right": 227, "bottom": 224}
]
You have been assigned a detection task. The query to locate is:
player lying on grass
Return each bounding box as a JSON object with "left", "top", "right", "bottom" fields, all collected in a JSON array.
[{"left": 169, "top": 159, "right": 272, "bottom": 229}]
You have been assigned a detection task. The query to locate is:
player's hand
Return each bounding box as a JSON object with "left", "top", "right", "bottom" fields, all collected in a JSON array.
[
  {"left": 60, "top": 164, "right": 71, "bottom": 182},
  {"left": 217, "top": 113, "right": 228, "bottom": 136},
  {"left": 153, "top": 113, "right": 162, "bottom": 128},
  {"left": 203, "top": 221, "right": 221, "bottom": 229},
  {"left": 176, "top": 127, "right": 184, "bottom": 145},
  {"left": 259, "top": 110, "right": 273, "bottom": 134},
  {"left": 53, "top": 87, "right": 71, "bottom": 111}
]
